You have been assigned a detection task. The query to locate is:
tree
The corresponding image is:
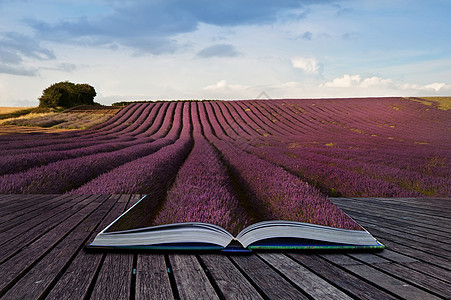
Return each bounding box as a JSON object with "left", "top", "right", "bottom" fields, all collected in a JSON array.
[{"left": 39, "top": 81, "right": 97, "bottom": 108}]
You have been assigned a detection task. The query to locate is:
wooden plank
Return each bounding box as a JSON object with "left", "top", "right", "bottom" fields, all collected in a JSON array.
[
  {"left": 0, "top": 194, "right": 48, "bottom": 208},
  {"left": 333, "top": 199, "right": 451, "bottom": 231},
  {"left": 0, "top": 194, "right": 45, "bottom": 208},
  {"left": 89, "top": 253, "right": 134, "bottom": 300},
  {"left": 401, "top": 261, "right": 451, "bottom": 284},
  {"left": 333, "top": 199, "right": 451, "bottom": 233},
  {"left": 0, "top": 195, "right": 87, "bottom": 242},
  {"left": 319, "top": 253, "right": 388, "bottom": 266},
  {"left": 0, "top": 195, "right": 109, "bottom": 294},
  {"left": 230, "top": 254, "right": 309, "bottom": 299},
  {"left": 258, "top": 253, "right": 352, "bottom": 299},
  {"left": 126, "top": 194, "right": 143, "bottom": 208},
  {"left": 348, "top": 210, "right": 451, "bottom": 244},
  {"left": 324, "top": 253, "right": 449, "bottom": 299},
  {"left": 335, "top": 206, "right": 451, "bottom": 255},
  {"left": 199, "top": 254, "right": 263, "bottom": 300},
  {"left": 371, "top": 262, "right": 451, "bottom": 298},
  {"left": 375, "top": 249, "right": 418, "bottom": 263},
  {"left": 89, "top": 194, "right": 134, "bottom": 300},
  {"left": 289, "top": 253, "right": 396, "bottom": 299},
  {"left": 45, "top": 195, "right": 127, "bottom": 300},
  {"left": 333, "top": 197, "right": 451, "bottom": 218},
  {"left": 375, "top": 237, "right": 451, "bottom": 270},
  {"left": 1, "top": 194, "right": 54, "bottom": 214},
  {"left": 374, "top": 249, "right": 451, "bottom": 283},
  {"left": 136, "top": 254, "right": 173, "bottom": 300},
  {"left": 343, "top": 264, "right": 442, "bottom": 300},
  {"left": 0, "top": 195, "right": 73, "bottom": 230},
  {"left": 0, "top": 194, "right": 51, "bottom": 221},
  {"left": 0, "top": 194, "right": 119, "bottom": 299},
  {"left": 362, "top": 226, "right": 451, "bottom": 263},
  {"left": 359, "top": 197, "right": 451, "bottom": 213},
  {"left": 365, "top": 222, "right": 451, "bottom": 252},
  {"left": 169, "top": 254, "right": 219, "bottom": 300},
  {"left": 0, "top": 194, "right": 95, "bottom": 263},
  {"left": 134, "top": 194, "right": 173, "bottom": 299},
  {"left": 351, "top": 197, "right": 451, "bottom": 217},
  {"left": 335, "top": 199, "right": 451, "bottom": 270},
  {"left": 347, "top": 253, "right": 392, "bottom": 264},
  {"left": 0, "top": 195, "right": 86, "bottom": 243},
  {"left": 336, "top": 204, "right": 451, "bottom": 241}
]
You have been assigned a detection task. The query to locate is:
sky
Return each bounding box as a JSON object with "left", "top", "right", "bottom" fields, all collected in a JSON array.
[{"left": 1, "top": 0, "right": 450, "bottom": 106}]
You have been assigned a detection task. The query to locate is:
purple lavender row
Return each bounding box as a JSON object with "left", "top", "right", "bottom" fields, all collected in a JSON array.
[
  {"left": 100, "top": 137, "right": 193, "bottom": 231},
  {"left": 75, "top": 102, "right": 141, "bottom": 132},
  {"left": 250, "top": 146, "right": 430, "bottom": 197},
  {"left": 276, "top": 98, "right": 404, "bottom": 139},
  {"left": 0, "top": 101, "right": 170, "bottom": 159},
  {"left": 219, "top": 108, "right": 421, "bottom": 197},
  {"left": 0, "top": 103, "right": 144, "bottom": 154},
  {"left": 70, "top": 136, "right": 192, "bottom": 194},
  {"left": 0, "top": 135, "right": 124, "bottom": 157},
  {"left": 249, "top": 100, "right": 306, "bottom": 135},
  {"left": 223, "top": 101, "right": 271, "bottom": 137},
  {"left": 0, "top": 103, "right": 184, "bottom": 193},
  {"left": 235, "top": 100, "right": 293, "bottom": 136},
  {"left": 0, "top": 103, "right": 144, "bottom": 149},
  {"left": 217, "top": 100, "right": 449, "bottom": 197},
  {"left": 152, "top": 103, "right": 250, "bottom": 234},
  {"left": 281, "top": 98, "right": 449, "bottom": 145},
  {"left": 0, "top": 136, "right": 137, "bottom": 176},
  {"left": 0, "top": 138, "right": 174, "bottom": 193},
  {"left": 231, "top": 106, "right": 450, "bottom": 195},
  {"left": 309, "top": 145, "right": 450, "bottom": 179},
  {"left": 105, "top": 103, "right": 155, "bottom": 135},
  {"left": 0, "top": 101, "right": 162, "bottom": 154},
  {"left": 200, "top": 102, "right": 363, "bottom": 230},
  {"left": 153, "top": 137, "right": 250, "bottom": 236},
  {"left": 70, "top": 101, "right": 192, "bottom": 194},
  {"left": 123, "top": 102, "right": 164, "bottom": 136},
  {"left": 70, "top": 103, "right": 193, "bottom": 232},
  {"left": 0, "top": 103, "right": 172, "bottom": 174},
  {"left": 305, "top": 149, "right": 451, "bottom": 196},
  {"left": 72, "top": 102, "right": 148, "bottom": 137}
]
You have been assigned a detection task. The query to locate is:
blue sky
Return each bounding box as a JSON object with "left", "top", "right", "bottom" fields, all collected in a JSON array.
[{"left": 1, "top": 0, "right": 450, "bottom": 106}]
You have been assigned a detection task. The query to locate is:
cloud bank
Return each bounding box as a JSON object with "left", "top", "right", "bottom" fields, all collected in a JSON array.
[
  {"left": 321, "top": 74, "right": 450, "bottom": 93},
  {"left": 26, "top": 0, "right": 328, "bottom": 54}
]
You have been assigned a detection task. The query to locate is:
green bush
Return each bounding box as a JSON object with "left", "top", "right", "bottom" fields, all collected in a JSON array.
[{"left": 39, "top": 81, "right": 96, "bottom": 108}]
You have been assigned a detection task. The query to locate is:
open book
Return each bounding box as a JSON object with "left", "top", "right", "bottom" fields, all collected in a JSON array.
[{"left": 88, "top": 196, "right": 384, "bottom": 252}]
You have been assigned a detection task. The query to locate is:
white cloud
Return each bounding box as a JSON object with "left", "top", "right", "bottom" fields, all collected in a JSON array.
[
  {"left": 203, "top": 80, "right": 248, "bottom": 91},
  {"left": 324, "top": 74, "right": 361, "bottom": 87},
  {"left": 360, "top": 76, "right": 394, "bottom": 88},
  {"left": 400, "top": 82, "right": 449, "bottom": 92},
  {"left": 321, "top": 74, "right": 451, "bottom": 94},
  {"left": 291, "top": 57, "right": 320, "bottom": 73}
]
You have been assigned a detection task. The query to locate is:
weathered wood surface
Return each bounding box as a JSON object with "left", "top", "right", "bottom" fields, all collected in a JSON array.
[{"left": 0, "top": 195, "right": 449, "bottom": 299}]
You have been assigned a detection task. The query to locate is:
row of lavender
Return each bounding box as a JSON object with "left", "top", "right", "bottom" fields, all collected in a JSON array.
[
  {"left": 206, "top": 99, "right": 450, "bottom": 197},
  {"left": 0, "top": 99, "right": 449, "bottom": 199}
]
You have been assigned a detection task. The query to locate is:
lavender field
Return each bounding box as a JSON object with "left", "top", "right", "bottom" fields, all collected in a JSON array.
[{"left": 0, "top": 98, "right": 449, "bottom": 233}]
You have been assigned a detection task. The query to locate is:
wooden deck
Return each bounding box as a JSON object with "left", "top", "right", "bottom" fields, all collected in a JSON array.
[{"left": 0, "top": 195, "right": 449, "bottom": 299}]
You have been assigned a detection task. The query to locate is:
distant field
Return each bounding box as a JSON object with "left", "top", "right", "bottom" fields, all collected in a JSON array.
[
  {"left": 0, "top": 105, "right": 122, "bottom": 133},
  {"left": 406, "top": 96, "right": 451, "bottom": 110},
  {"left": 0, "top": 107, "right": 33, "bottom": 114}
]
